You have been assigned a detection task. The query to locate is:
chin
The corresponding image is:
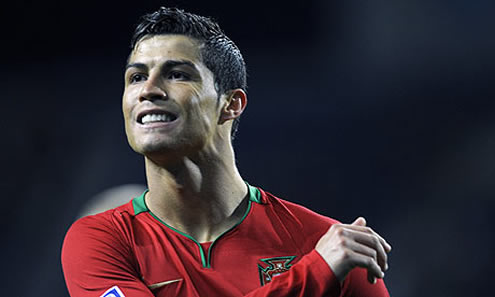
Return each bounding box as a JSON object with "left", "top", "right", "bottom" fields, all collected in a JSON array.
[
  {"left": 136, "top": 141, "right": 174, "bottom": 155},
  {"left": 138, "top": 140, "right": 193, "bottom": 158},
  {"left": 129, "top": 132, "right": 208, "bottom": 159}
]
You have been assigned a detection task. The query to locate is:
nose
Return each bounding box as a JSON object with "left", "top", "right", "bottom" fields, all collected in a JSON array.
[{"left": 139, "top": 77, "right": 167, "bottom": 102}]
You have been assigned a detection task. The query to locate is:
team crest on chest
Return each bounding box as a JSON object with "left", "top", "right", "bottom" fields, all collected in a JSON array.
[{"left": 257, "top": 256, "right": 296, "bottom": 286}]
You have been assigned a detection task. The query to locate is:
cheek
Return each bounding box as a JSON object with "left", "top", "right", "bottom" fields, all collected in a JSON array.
[
  {"left": 196, "top": 99, "right": 219, "bottom": 134},
  {"left": 180, "top": 86, "right": 218, "bottom": 129},
  {"left": 122, "top": 88, "right": 139, "bottom": 121},
  {"left": 122, "top": 102, "right": 131, "bottom": 125},
  {"left": 122, "top": 94, "right": 138, "bottom": 147}
]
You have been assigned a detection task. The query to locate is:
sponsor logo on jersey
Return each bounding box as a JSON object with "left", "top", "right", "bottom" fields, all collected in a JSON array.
[
  {"left": 100, "top": 285, "right": 125, "bottom": 297},
  {"left": 257, "top": 256, "right": 296, "bottom": 286}
]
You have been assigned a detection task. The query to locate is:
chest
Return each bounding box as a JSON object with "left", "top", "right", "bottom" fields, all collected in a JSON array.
[{"left": 132, "top": 222, "right": 306, "bottom": 297}]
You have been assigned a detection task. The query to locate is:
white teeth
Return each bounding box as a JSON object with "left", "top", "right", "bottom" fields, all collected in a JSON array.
[{"left": 141, "top": 113, "right": 172, "bottom": 124}]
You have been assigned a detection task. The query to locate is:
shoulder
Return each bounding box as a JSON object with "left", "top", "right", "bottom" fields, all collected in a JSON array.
[
  {"left": 257, "top": 186, "right": 340, "bottom": 226},
  {"left": 64, "top": 201, "right": 135, "bottom": 244},
  {"left": 254, "top": 186, "right": 340, "bottom": 252},
  {"left": 62, "top": 203, "right": 135, "bottom": 259},
  {"left": 61, "top": 201, "right": 141, "bottom": 287},
  {"left": 61, "top": 200, "right": 153, "bottom": 295},
  {"left": 61, "top": 200, "right": 140, "bottom": 271},
  {"left": 66, "top": 189, "right": 148, "bottom": 243}
]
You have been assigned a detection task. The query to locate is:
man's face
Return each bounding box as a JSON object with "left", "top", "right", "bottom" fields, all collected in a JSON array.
[{"left": 123, "top": 34, "right": 223, "bottom": 159}]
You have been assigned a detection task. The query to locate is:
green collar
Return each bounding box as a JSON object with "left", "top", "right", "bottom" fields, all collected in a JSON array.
[
  {"left": 133, "top": 182, "right": 261, "bottom": 215},
  {"left": 131, "top": 182, "right": 262, "bottom": 268}
]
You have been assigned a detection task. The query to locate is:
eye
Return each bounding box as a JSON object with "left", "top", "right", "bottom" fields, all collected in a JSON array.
[
  {"left": 168, "top": 71, "right": 190, "bottom": 81},
  {"left": 129, "top": 73, "right": 147, "bottom": 84}
]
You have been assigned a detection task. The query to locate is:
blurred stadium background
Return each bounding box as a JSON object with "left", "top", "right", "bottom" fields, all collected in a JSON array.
[{"left": 2, "top": 1, "right": 494, "bottom": 296}]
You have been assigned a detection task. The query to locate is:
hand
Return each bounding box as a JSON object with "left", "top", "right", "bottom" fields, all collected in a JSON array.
[{"left": 315, "top": 217, "right": 392, "bottom": 284}]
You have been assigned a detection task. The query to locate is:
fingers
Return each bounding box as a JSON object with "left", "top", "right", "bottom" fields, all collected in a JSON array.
[
  {"left": 346, "top": 218, "right": 392, "bottom": 252},
  {"left": 351, "top": 217, "right": 367, "bottom": 226},
  {"left": 316, "top": 217, "right": 391, "bottom": 284},
  {"left": 344, "top": 231, "right": 388, "bottom": 271},
  {"left": 342, "top": 218, "right": 391, "bottom": 284},
  {"left": 347, "top": 249, "right": 384, "bottom": 281},
  {"left": 344, "top": 229, "right": 388, "bottom": 272},
  {"left": 368, "top": 271, "right": 377, "bottom": 285},
  {"left": 341, "top": 232, "right": 387, "bottom": 284}
]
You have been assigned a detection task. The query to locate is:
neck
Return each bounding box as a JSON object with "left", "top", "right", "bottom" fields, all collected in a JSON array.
[{"left": 143, "top": 145, "right": 248, "bottom": 243}]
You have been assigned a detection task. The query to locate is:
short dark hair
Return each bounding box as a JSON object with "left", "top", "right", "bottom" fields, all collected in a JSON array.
[{"left": 131, "top": 7, "right": 247, "bottom": 140}]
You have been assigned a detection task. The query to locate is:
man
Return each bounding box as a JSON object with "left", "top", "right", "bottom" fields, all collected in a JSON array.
[{"left": 62, "top": 7, "right": 391, "bottom": 297}]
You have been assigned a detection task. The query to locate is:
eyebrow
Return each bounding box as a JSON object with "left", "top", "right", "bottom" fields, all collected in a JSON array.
[
  {"left": 125, "top": 62, "right": 147, "bottom": 71},
  {"left": 125, "top": 60, "right": 198, "bottom": 72}
]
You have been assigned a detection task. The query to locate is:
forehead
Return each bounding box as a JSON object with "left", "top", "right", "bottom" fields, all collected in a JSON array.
[{"left": 129, "top": 34, "right": 202, "bottom": 65}]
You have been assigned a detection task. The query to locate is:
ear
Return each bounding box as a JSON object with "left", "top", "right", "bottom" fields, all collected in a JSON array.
[{"left": 219, "top": 89, "right": 247, "bottom": 124}]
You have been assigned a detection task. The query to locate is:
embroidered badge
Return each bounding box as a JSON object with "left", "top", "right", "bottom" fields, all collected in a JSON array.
[
  {"left": 100, "top": 285, "right": 125, "bottom": 297},
  {"left": 257, "top": 256, "right": 296, "bottom": 286}
]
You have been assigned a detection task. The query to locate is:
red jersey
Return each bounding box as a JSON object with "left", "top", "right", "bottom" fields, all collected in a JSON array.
[{"left": 62, "top": 185, "right": 389, "bottom": 297}]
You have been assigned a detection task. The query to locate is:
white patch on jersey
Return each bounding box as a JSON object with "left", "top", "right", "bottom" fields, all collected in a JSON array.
[{"left": 100, "top": 285, "right": 125, "bottom": 297}]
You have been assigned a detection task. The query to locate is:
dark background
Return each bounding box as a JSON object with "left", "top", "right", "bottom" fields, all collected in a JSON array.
[{"left": 2, "top": 1, "right": 494, "bottom": 296}]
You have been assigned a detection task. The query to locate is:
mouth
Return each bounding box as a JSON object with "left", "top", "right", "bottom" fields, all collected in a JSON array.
[{"left": 137, "top": 110, "right": 178, "bottom": 125}]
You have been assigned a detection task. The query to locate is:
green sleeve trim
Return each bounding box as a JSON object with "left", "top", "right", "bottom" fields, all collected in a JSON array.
[{"left": 132, "top": 189, "right": 149, "bottom": 215}]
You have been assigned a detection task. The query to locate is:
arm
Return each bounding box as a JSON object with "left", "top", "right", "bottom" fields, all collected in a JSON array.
[
  {"left": 262, "top": 191, "right": 391, "bottom": 296},
  {"left": 243, "top": 250, "right": 389, "bottom": 297},
  {"left": 61, "top": 215, "right": 154, "bottom": 297},
  {"left": 62, "top": 217, "right": 333, "bottom": 297},
  {"left": 62, "top": 215, "right": 390, "bottom": 297},
  {"left": 244, "top": 217, "right": 391, "bottom": 297},
  {"left": 244, "top": 250, "right": 341, "bottom": 297}
]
